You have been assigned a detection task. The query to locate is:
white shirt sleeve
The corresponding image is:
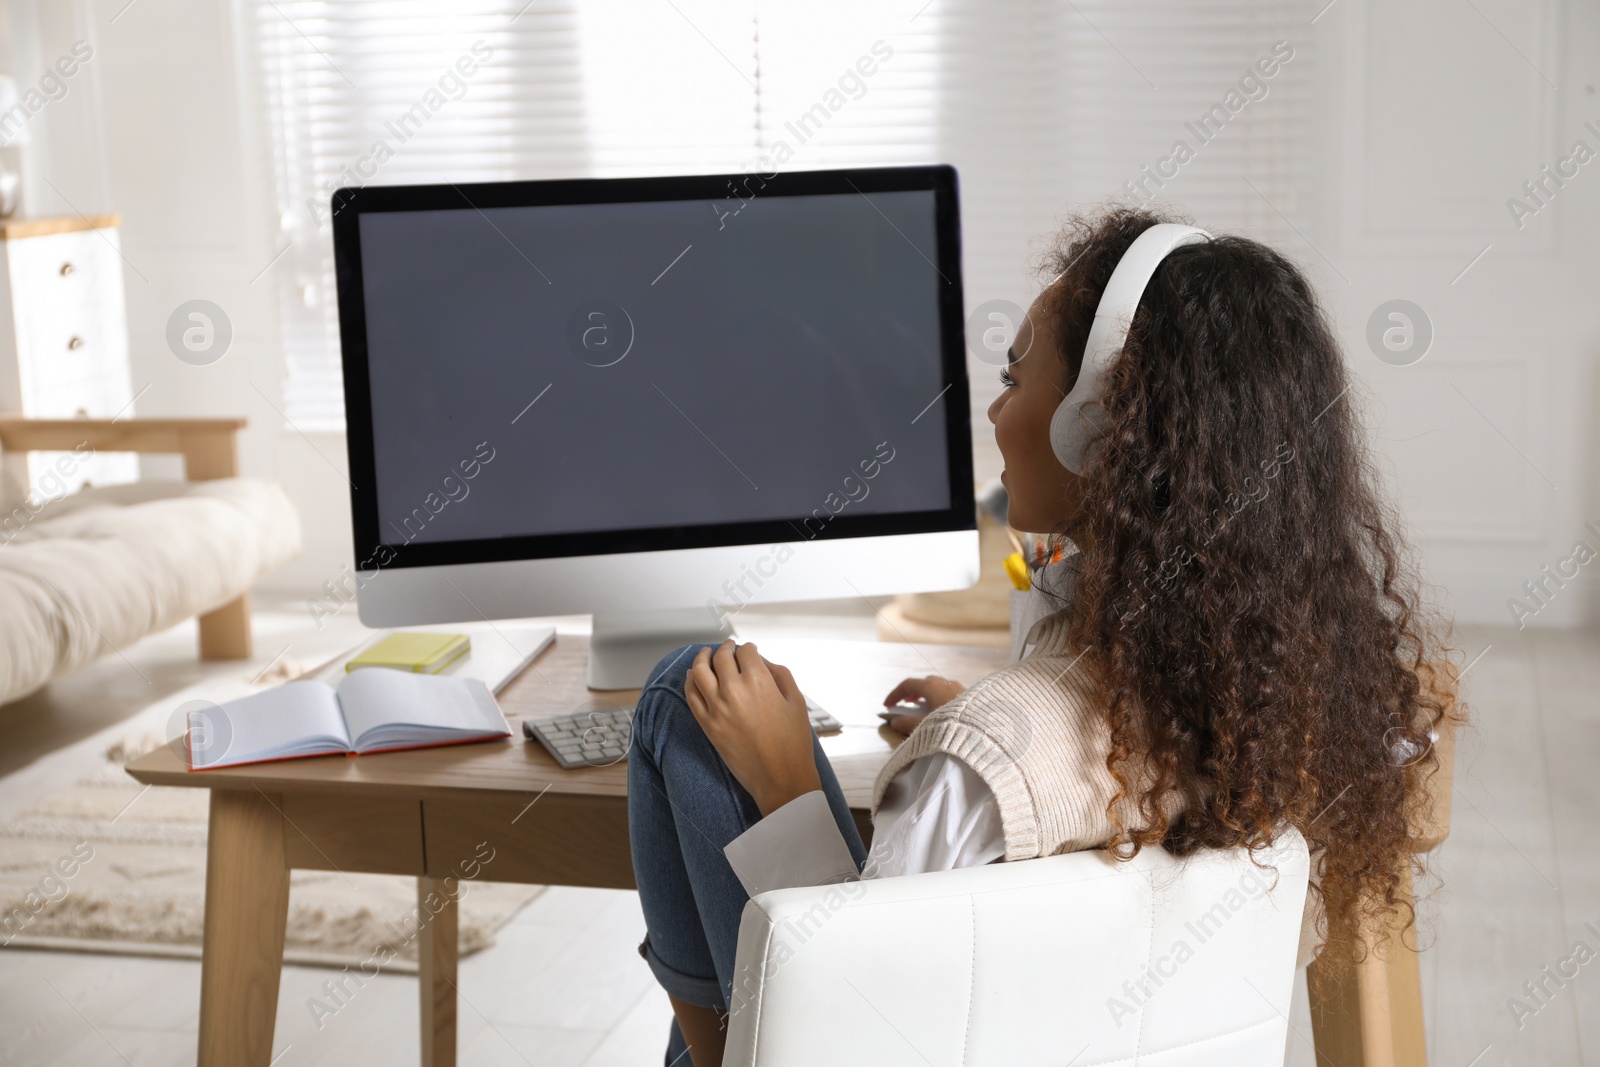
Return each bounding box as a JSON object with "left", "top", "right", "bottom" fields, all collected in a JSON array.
[
  {"left": 722, "top": 790, "right": 861, "bottom": 896},
  {"left": 721, "top": 753, "right": 1006, "bottom": 897},
  {"left": 866, "top": 752, "right": 1008, "bottom": 878}
]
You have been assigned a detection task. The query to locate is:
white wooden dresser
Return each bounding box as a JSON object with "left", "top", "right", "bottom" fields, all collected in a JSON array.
[{"left": 0, "top": 213, "right": 138, "bottom": 498}]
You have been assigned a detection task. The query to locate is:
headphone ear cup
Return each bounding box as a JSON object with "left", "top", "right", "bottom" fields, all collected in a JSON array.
[
  {"left": 1050, "top": 395, "right": 1100, "bottom": 474},
  {"left": 1049, "top": 397, "right": 1078, "bottom": 471}
]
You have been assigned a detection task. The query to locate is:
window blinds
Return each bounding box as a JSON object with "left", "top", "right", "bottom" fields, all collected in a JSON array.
[
  {"left": 254, "top": 0, "right": 593, "bottom": 428},
  {"left": 251, "top": 0, "right": 1310, "bottom": 429}
]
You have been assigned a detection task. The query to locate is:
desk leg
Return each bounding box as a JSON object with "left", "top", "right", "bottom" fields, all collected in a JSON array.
[
  {"left": 1308, "top": 866, "right": 1428, "bottom": 1066},
  {"left": 418, "top": 877, "right": 459, "bottom": 1067},
  {"left": 198, "top": 790, "right": 290, "bottom": 1066}
]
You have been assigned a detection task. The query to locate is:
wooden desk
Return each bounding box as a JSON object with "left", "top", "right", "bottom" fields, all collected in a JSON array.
[{"left": 125, "top": 634, "right": 1009, "bottom": 1067}]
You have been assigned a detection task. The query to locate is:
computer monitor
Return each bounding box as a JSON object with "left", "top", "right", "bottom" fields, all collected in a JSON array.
[{"left": 331, "top": 165, "right": 977, "bottom": 687}]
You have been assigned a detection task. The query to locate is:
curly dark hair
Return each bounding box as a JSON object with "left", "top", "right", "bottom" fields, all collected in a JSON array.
[{"left": 1041, "top": 206, "right": 1460, "bottom": 972}]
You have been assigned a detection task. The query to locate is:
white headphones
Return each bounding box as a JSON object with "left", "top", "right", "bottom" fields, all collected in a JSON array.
[{"left": 1048, "top": 223, "right": 1211, "bottom": 473}]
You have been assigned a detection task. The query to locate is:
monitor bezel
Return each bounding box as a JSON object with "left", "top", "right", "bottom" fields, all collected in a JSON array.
[{"left": 331, "top": 165, "right": 975, "bottom": 572}]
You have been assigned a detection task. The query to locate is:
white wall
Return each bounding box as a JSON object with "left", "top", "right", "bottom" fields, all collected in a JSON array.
[
  {"left": 5, "top": 0, "right": 1598, "bottom": 629},
  {"left": 1316, "top": 0, "right": 1600, "bottom": 628}
]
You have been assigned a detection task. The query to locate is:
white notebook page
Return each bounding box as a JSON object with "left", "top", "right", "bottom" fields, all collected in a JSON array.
[
  {"left": 335, "top": 669, "right": 506, "bottom": 752},
  {"left": 197, "top": 681, "right": 349, "bottom": 768}
]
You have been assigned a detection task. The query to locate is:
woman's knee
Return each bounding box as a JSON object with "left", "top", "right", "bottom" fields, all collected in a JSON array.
[
  {"left": 642, "top": 643, "right": 713, "bottom": 692},
  {"left": 633, "top": 644, "right": 716, "bottom": 757}
]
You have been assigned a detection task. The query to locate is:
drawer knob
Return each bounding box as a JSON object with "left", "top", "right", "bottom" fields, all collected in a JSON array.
[
  {"left": 67, "top": 336, "right": 84, "bottom": 350},
  {"left": 59, "top": 262, "right": 75, "bottom": 276}
]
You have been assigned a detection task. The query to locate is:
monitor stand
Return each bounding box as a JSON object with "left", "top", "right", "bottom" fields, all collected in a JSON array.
[{"left": 588, "top": 608, "right": 734, "bottom": 690}]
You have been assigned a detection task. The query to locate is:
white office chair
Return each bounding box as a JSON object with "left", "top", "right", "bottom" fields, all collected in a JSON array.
[{"left": 721, "top": 829, "right": 1309, "bottom": 1066}]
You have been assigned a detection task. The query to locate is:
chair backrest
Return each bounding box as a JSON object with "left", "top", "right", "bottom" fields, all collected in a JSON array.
[{"left": 721, "top": 829, "right": 1309, "bottom": 1067}]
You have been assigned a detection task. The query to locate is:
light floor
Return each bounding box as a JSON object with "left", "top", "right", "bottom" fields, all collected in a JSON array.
[{"left": 0, "top": 600, "right": 1594, "bottom": 1066}]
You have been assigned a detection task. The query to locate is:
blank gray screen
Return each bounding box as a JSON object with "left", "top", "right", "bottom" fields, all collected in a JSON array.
[{"left": 358, "top": 190, "right": 953, "bottom": 545}]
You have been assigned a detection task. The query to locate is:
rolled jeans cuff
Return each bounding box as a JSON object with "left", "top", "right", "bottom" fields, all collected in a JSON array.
[{"left": 639, "top": 935, "right": 726, "bottom": 1010}]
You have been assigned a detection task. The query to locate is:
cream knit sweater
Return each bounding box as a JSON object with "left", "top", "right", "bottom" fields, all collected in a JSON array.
[{"left": 870, "top": 609, "right": 1165, "bottom": 862}]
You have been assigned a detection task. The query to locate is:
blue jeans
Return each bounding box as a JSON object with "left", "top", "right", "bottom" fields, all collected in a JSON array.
[{"left": 628, "top": 644, "right": 868, "bottom": 1063}]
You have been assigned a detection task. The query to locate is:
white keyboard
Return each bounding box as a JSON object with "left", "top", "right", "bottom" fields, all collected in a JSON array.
[{"left": 522, "top": 698, "right": 843, "bottom": 769}]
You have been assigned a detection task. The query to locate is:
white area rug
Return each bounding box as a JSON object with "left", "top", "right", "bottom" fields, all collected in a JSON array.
[{"left": 0, "top": 732, "right": 542, "bottom": 972}]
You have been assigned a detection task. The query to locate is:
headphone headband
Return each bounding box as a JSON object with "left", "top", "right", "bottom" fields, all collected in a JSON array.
[{"left": 1048, "top": 223, "right": 1211, "bottom": 473}]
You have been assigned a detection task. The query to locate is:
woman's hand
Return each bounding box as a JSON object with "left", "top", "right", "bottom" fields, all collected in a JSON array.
[
  {"left": 880, "top": 675, "right": 966, "bottom": 736},
  {"left": 683, "top": 640, "right": 822, "bottom": 817}
]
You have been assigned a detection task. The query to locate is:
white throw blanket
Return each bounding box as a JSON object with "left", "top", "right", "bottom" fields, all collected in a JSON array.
[{"left": 0, "top": 479, "right": 301, "bottom": 704}]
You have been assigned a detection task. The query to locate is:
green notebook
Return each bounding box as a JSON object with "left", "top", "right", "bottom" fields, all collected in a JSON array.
[{"left": 345, "top": 632, "right": 470, "bottom": 674}]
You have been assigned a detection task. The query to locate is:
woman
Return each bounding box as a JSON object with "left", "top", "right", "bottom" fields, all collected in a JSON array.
[{"left": 626, "top": 206, "right": 1458, "bottom": 1067}]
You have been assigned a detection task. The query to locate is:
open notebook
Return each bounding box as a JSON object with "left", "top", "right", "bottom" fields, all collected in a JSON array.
[{"left": 187, "top": 669, "right": 511, "bottom": 770}]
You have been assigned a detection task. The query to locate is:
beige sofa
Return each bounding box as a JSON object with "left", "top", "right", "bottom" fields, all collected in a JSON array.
[{"left": 0, "top": 417, "right": 301, "bottom": 705}]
